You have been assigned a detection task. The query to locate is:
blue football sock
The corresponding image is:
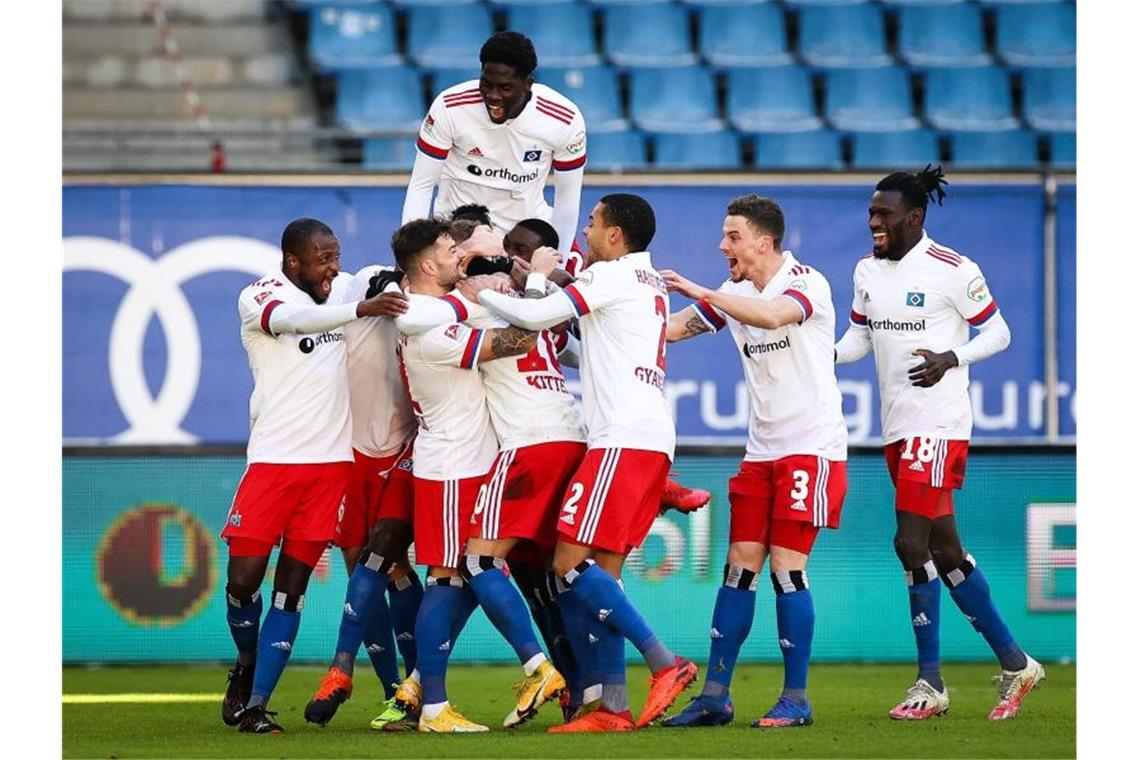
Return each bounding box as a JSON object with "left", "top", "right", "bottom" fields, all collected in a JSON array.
[
  {"left": 542, "top": 595, "right": 581, "bottom": 700},
  {"left": 331, "top": 553, "right": 388, "bottom": 675},
  {"left": 414, "top": 578, "right": 469, "bottom": 705},
  {"left": 772, "top": 571, "right": 814, "bottom": 700},
  {"left": 590, "top": 608, "right": 628, "bottom": 712},
  {"left": 943, "top": 555, "right": 1027, "bottom": 671},
  {"left": 568, "top": 561, "right": 675, "bottom": 672},
  {"left": 389, "top": 572, "right": 423, "bottom": 677},
  {"left": 907, "top": 560, "right": 944, "bottom": 691},
  {"left": 448, "top": 582, "right": 479, "bottom": 651},
  {"left": 702, "top": 565, "right": 757, "bottom": 699},
  {"left": 463, "top": 556, "right": 543, "bottom": 667},
  {"left": 225, "top": 587, "right": 262, "bottom": 667},
  {"left": 556, "top": 582, "right": 598, "bottom": 703},
  {"left": 363, "top": 591, "right": 399, "bottom": 698},
  {"left": 249, "top": 593, "right": 303, "bottom": 707}
]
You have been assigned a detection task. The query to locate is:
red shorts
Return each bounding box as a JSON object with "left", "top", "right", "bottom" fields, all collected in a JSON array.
[
  {"left": 413, "top": 474, "right": 485, "bottom": 568},
  {"left": 728, "top": 456, "right": 847, "bottom": 553},
  {"left": 556, "top": 448, "right": 671, "bottom": 555},
  {"left": 884, "top": 437, "right": 969, "bottom": 519},
  {"left": 474, "top": 441, "right": 586, "bottom": 551},
  {"left": 377, "top": 443, "right": 415, "bottom": 525},
  {"left": 338, "top": 448, "right": 403, "bottom": 548},
  {"left": 222, "top": 462, "right": 351, "bottom": 546}
]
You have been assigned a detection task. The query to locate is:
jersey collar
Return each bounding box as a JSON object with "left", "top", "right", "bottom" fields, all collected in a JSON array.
[{"left": 898, "top": 231, "right": 932, "bottom": 264}]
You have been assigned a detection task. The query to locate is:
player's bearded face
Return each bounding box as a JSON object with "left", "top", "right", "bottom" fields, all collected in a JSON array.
[
  {"left": 432, "top": 235, "right": 463, "bottom": 287},
  {"left": 293, "top": 233, "right": 341, "bottom": 303}
]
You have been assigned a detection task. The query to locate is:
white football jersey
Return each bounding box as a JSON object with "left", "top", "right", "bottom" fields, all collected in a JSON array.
[
  {"left": 411, "top": 81, "right": 587, "bottom": 235},
  {"left": 441, "top": 292, "right": 586, "bottom": 451},
  {"left": 849, "top": 233, "right": 1002, "bottom": 443},
  {"left": 344, "top": 266, "right": 417, "bottom": 458},
  {"left": 237, "top": 270, "right": 354, "bottom": 464},
  {"left": 396, "top": 294, "right": 499, "bottom": 480},
  {"left": 692, "top": 252, "right": 847, "bottom": 461},
  {"left": 562, "top": 252, "right": 676, "bottom": 458}
]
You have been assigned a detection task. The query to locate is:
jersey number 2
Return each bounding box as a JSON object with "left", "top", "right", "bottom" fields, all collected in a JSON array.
[{"left": 654, "top": 295, "right": 667, "bottom": 370}]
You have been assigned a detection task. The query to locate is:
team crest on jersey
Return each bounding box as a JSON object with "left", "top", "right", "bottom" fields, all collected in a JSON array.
[
  {"left": 444, "top": 324, "right": 460, "bottom": 340},
  {"left": 229, "top": 511, "right": 242, "bottom": 527},
  {"left": 398, "top": 458, "right": 413, "bottom": 472},
  {"left": 467, "top": 146, "right": 484, "bottom": 157},
  {"left": 968, "top": 276, "right": 989, "bottom": 302},
  {"left": 906, "top": 291, "right": 925, "bottom": 307},
  {"left": 523, "top": 149, "right": 543, "bottom": 162},
  {"left": 423, "top": 115, "right": 435, "bottom": 135}
]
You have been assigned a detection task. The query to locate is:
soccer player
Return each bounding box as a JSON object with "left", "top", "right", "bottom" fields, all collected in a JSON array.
[
  {"left": 402, "top": 31, "right": 585, "bottom": 259},
  {"left": 654, "top": 195, "right": 848, "bottom": 729},
  {"left": 303, "top": 264, "right": 426, "bottom": 729},
  {"left": 465, "top": 194, "right": 698, "bottom": 733},
  {"left": 389, "top": 218, "right": 555, "bottom": 733},
  {"left": 834, "top": 167, "right": 1043, "bottom": 721},
  {"left": 220, "top": 218, "right": 408, "bottom": 733}
]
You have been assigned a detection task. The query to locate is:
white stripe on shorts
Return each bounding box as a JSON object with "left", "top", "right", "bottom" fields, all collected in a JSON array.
[
  {"left": 813, "top": 457, "right": 830, "bottom": 527},
  {"left": 579, "top": 449, "right": 621, "bottom": 546}
]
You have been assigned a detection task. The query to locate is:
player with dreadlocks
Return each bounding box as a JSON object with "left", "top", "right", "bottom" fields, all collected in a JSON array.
[{"left": 835, "top": 166, "right": 1043, "bottom": 722}]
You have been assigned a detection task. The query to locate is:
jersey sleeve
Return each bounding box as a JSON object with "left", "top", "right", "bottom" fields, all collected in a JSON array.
[
  {"left": 560, "top": 264, "right": 624, "bottom": 317},
  {"left": 238, "top": 281, "right": 286, "bottom": 337},
  {"left": 691, "top": 280, "right": 731, "bottom": 333},
  {"left": 781, "top": 269, "right": 830, "bottom": 325},
  {"left": 417, "top": 322, "right": 487, "bottom": 370},
  {"left": 415, "top": 94, "right": 453, "bottom": 160},
  {"left": 551, "top": 110, "right": 587, "bottom": 173},
  {"left": 952, "top": 258, "right": 1000, "bottom": 327},
  {"left": 849, "top": 263, "right": 869, "bottom": 328}
]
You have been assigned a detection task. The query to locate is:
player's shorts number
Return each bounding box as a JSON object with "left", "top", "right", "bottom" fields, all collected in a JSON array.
[
  {"left": 790, "top": 469, "right": 809, "bottom": 501},
  {"left": 562, "top": 482, "right": 585, "bottom": 517},
  {"left": 900, "top": 437, "right": 937, "bottom": 463},
  {"left": 473, "top": 484, "right": 489, "bottom": 517}
]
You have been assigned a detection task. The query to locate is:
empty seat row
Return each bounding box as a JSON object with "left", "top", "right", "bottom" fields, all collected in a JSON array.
[
  {"left": 361, "top": 128, "right": 1074, "bottom": 171},
  {"left": 333, "top": 64, "right": 1075, "bottom": 136},
  {"left": 306, "top": 1, "right": 1075, "bottom": 72}
]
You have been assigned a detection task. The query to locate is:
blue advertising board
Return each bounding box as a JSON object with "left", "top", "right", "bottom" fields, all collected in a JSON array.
[{"left": 63, "top": 181, "right": 1072, "bottom": 445}]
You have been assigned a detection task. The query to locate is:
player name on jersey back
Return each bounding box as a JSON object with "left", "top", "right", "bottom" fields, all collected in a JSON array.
[
  {"left": 237, "top": 270, "right": 353, "bottom": 464},
  {"left": 850, "top": 234, "right": 1001, "bottom": 443}
]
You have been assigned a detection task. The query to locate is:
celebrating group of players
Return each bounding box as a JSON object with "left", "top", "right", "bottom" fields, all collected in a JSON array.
[{"left": 215, "top": 31, "right": 1046, "bottom": 735}]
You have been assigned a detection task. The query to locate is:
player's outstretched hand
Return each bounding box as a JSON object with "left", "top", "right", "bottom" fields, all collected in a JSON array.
[
  {"left": 661, "top": 269, "right": 712, "bottom": 301},
  {"left": 908, "top": 349, "right": 958, "bottom": 387},
  {"left": 457, "top": 273, "right": 514, "bottom": 301},
  {"left": 529, "top": 246, "right": 562, "bottom": 277},
  {"left": 509, "top": 255, "right": 531, "bottom": 290},
  {"left": 357, "top": 291, "right": 408, "bottom": 318}
]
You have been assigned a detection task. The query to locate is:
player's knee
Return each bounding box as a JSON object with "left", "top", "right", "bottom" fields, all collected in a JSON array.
[
  {"left": 930, "top": 542, "right": 966, "bottom": 574},
  {"left": 273, "top": 552, "right": 316, "bottom": 596},
  {"left": 370, "top": 519, "right": 411, "bottom": 557},
  {"left": 726, "top": 541, "right": 765, "bottom": 571},
  {"left": 893, "top": 532, "right": 929, "bottom": 569}
]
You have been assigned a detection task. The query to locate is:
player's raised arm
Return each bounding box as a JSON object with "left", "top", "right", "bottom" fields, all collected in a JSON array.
[
  {"left": 401, "top": 93, "right": 452, "bottom": 224},
  {"left": 265, "top": 291, "right": 407, "bottom": 336},
  {"left": 663, "top": 268, "right": 803, "bottom": 331},
  {"left": 478, "top": 324, "right": 539, "bottom": 362},
  {"left": 666, "top": 306, "right": 714, "bottom": 343}
]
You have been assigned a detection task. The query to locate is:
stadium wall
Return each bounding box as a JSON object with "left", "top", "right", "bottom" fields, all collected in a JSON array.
[{"left": 63, "top": 447, "right": 1074, "bottom": 664}]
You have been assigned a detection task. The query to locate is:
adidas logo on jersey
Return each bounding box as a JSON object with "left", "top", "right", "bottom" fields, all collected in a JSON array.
[
  {"left": 913, "top": 612, "right": 932, "bottom": 627},
  {"left": 270, "top": 641, "right": 292, "bottom": 652},
  {"left": 710, "top": 628, "right": 724, "bottom": 639},
  {"left": 779, "top": 638, "right": 795, "bottom": 649},
  {"left": 439, "top": 640, "right": 452, "bottom": 652},
  {"left": 467, "top": 146, "right": 483, "bottom": 157},
  {"left": 909, "top": 460, "right": 926, "bottom": 473},
  {"left": 790, "top": 500, "right": 807, "bottom": 512}
]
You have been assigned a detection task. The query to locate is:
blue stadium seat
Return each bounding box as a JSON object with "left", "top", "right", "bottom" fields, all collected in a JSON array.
[
  {"left": 996, "top": 2, "right": 1076, "bottom": 67},
  {"left": 653, "top": 130, "right": 742, "bottom": 170},
  {"left": 428, "top": 67, "right": 481, "bottom": 98},
  {"left": 309, "top": 4, "right": 401, "bottom": 72},
  {"left": 727, "top": 65, "right": 822, "bottom": 133},
  {"left": 407, "top": 3, "right": 492, "bottom": 70},
  {"left": 784, "top": 0, "right": 870, "bottom": 6},
  {"left": 488, "top": 0, "right": 568, "bottom": 5},
  {"left": 825, "top": 67, "right": 920, "bottom": 131},
  {"left": 798, "top": 3, "right": 892, "bottom": 68},
  {"left": 587, "top": 130, "right": 650, "bottom": 171},
  {"left": 881, "top": 1, "right": 969, "bottom": 6},
  {"left": 754, "top": 130, "right": 844, "bottom": 170},
  {"left": 950, "top": 130, "right": 1039, "bottom": 169},
  {"left": 335, "top": 67, "right": 426, "bottom": 132},
  {"left": 1049, "top": 132, "right": 1075, "bottom": 170},
  {"left": 587, "top": 0, "right": 674, "bottom": 5},
  {"left": 362, "top": 137, "right": 418, "bottom": 170},
  {"left": 630, "top": 66, "right": 723, "bottom": 134},
  {"left": 392, "top": 0, "right": 478, "bottom": 7},
  {"left": 851, "top": 129, "right": 941, "bottom": 169},
  {"left": 541, "top": 65, "right": 627, "bottom": 133},
  {"left": 505, "top": 3, "right": 601, "bottom": 68},
  {"left": 1023, "top": 67, "right": 1076, "bottom": 132},
  {"left": 684, "top": 0, "right": 773, "bottom": 6},
  {"left": 699, "top": 3, "right": 794, "bottom": 69},
  {"left": 898, "top": 3, "right": 991, "bottom": 68},
  {"left": 923, "top": 67, "right": 1019, "bottom": 131},
  {"left": 604, "top": 3, "right": 698, "bottom": 68},
  {"left": 979, "top": 0, "right": 1067, "bottom": 6}
]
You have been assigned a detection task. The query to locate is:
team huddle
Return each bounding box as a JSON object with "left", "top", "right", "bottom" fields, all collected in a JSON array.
[{"left": 216, "top": 30, "right": 1045, "bottom": 736}]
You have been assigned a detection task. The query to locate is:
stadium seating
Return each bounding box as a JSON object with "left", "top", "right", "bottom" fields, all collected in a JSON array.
[
  {"left": 754, "top": 130, "right": 844, "bottom": 170},
  {"left": 363, "top": 137, "right": 418, "bottom": 169},
  {"left": 603, "top": 2, "right": 698, "bottom": 68},
  {"left": 996, "top": 2, "right": 1076, "bottom": 67},
  {"left": 335, "top": 67, "right": 425, "bottom": 131},
  {"left": 653, "top": 130, "right": 742, "bottom": 170},
  {"left": 851, "top": 129, "right": 941, "bottom": 169},
  {"left": 950, "top": 129, "right": 1040, "bottom": 169},
  {"left": 541, "top": 65, "right": 627, "bottom": 132},
  {"left": 587, "top": 130, "right": 650, "bottom": 170},
  {"left": 308, "top": 3, "right": 402, "bottom": 71},
  {"left": 798, "top": 3, "right": 892, "bottom": 69},
  {"left": 429, "top": 66, "right": 482, "bottom": 97},
  {"left": 1022, "top": 67, "right": 1076, "bottom": 132},
  {"left": 880, "top": 1, "right": 969, "bottom": 6},
  {"left": 727, "top": 65, "right": 822, "bottom": 133},
  {"left": 897, "top": 3, "right": 992, "bottom": 68},
  {"left": 406, "top": 3, "right": 493, "bottom": 69},
  {"left": 784, "top": 0, "right": 870, "bottom": 6},
  {"left": 699, "top": 3, "right": 794, "bottom": 69},
  {"left": 629, "top": 66, "right": 723, "bottom": 134},
  {"left": 825, "top": 67, "right": 920, "bottom": 132},
  {"left": 505, "top": 2, "right": 601, "bottom": 68},
  {"left": 923, "top": 66, "right": 1020, "bottom": 131},
  {"left": 1049, "top": 132, "right": 1075, "bottom": 169}
]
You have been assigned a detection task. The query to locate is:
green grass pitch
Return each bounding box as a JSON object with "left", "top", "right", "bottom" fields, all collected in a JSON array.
[{"left": 63, "top": 662, "right": 1074, "bottom": 758}]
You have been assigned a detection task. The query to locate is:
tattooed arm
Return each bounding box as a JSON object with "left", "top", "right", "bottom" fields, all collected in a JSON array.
[
  {"left": 666, "top": 306, "right": 713, "bottom": 343},
  {"left": 477, "top": 325, "right": 539, "bottom": 361}
]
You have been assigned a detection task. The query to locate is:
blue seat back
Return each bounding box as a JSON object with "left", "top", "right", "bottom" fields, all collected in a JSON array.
[
  {"left": 407, "top": 4, "right": 493, "bottom": 69},
  {"left": 604, "top": 3, "right": 697, "bottom": 68},
  {"left": 505, "top": 3, "right": 600, "bottom": 67},
  {"left": 630, "top": 66, "right": 720, "bottom": 133},
  {"left": 699, "top": 3, "right": 792, "bottom": 68},
  {"left": 728, "top": 66, "right": 820, "bottom": 132},
  {"left": 309, "top": 4, "right": 401, "bottom": 71},
  {"left": 826, "top": 67, "right": 918, "bottom": 131},
  {"left": 851, "top": 129, "right": 940, "bottom": 169},
  {"left": 335, "top": 67, "right": 425, "bottom": 131},
  {"left": 924, "top": 67, "right": 1018, "bottom": 131},
  {"left": 898, "top": 4, "right": 990, "bottom": 67},
  {"left": 1023, "top": 67, "right": 1076, "bottom": 131},
  {"left": 587, "top": 130, "right": 649, "bottom": 170},
  {"left": 653, "top": 131, "right": 741, "bottom": 170},
  {"left": 362, "top": 137, "right": 418, "bottom": 170},
  {"left": 799, "top": 4, "right": 891, "bottom": 68},
  {"left": 997, "top": 2, "right": 1076, "bottom": 66},
  {"left": 951, "top": 129, "right": 1039, "bottom": 169},
  {"left": 542, "top": 65, "right": 626, "bottom": 131},
  {"left": 754, "top": 130, "right": 844, "bottom": 170}
]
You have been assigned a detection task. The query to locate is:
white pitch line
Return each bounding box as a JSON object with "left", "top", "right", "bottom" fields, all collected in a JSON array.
[{"left": 64, "top": 693, "right": 221, "bottom": 704}]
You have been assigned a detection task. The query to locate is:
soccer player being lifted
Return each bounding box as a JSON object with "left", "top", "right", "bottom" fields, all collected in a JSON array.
[
  {"left": 835, "top": 166, "right": 1044, "bottom": 721},
  {"left": 220, "top": 219, "right": 408, "bottom": 733}
]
